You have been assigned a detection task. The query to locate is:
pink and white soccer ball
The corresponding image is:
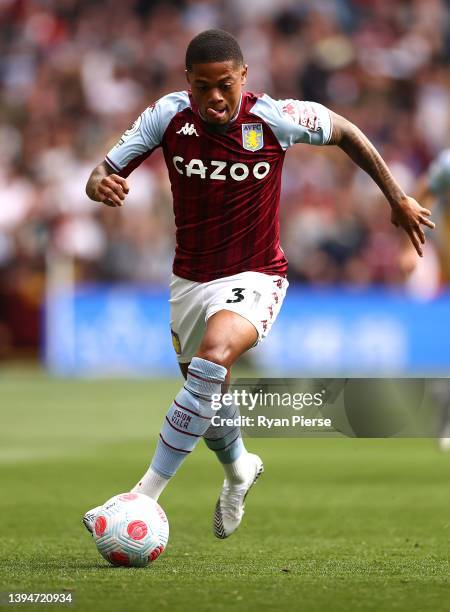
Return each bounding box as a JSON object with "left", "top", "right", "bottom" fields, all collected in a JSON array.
[{"left": 92, "top": 492, "right": 169, "bottom": 567}]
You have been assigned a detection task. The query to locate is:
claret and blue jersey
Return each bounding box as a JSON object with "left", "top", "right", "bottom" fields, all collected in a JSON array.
[{"left": 106, "top": 90, "right": 333, "bottom": 282}]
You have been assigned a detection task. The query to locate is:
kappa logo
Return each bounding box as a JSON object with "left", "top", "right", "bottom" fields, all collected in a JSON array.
[{"left": 176, "top": 122, "right": 199, "bottom": 137}]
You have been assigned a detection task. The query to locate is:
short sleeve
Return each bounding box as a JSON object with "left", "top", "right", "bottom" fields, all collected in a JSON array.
[
  {"left": 428, "top": 150, "right": 450, "bottom": 194},
  {"left": 250, "top": 94, "right": 333, "bottom": 150},
  {"left": 105, "top": 91, "right": 190, "bottom": 177}
]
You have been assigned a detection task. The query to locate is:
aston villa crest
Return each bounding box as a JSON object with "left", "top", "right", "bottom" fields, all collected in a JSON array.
[
  {"left": 171, "top": 329, "right": 182, "bottom": 356},
  {"left": 242, "top": 123, "right": 264, "bottom": 152}
]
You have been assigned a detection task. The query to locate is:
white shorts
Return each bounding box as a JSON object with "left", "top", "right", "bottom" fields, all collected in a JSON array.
[{"left": 169, "top": 271, "right": 288, "bottom": 363}]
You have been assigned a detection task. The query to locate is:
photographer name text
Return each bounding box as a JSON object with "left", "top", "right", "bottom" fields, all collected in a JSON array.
[{"left": 211, "top": 415, "right": 332, "bottom": 429}]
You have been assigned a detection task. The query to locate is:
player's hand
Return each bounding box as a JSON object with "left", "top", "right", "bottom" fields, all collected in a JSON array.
[
  {"left": 96, "top": 174, "right": 129, "bottom": 207},
  {"left": 390, "top": 196, "right": 435, "bottom": 257}
]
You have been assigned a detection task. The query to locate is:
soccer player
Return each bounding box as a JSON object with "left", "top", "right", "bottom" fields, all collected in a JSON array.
[
  {"left": 83, "top": 29, "right": 434, "bottom": 538},
  {"left": 415, "top": 149, "right": 450, "bottom": 281},
  {"left": 402, "top": 149, "right": 450, "bottom": 450}
]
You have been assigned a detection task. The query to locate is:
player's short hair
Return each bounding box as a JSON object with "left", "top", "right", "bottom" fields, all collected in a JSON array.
[{"left": 185, "top": 29, "right": 244, "bottom": 71}]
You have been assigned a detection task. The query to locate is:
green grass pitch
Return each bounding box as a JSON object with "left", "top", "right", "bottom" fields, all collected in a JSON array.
[{"left": 1, "top": 372, "right": 450, "bottom": 611}]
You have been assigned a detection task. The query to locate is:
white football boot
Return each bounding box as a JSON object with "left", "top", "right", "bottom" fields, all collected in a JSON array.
[
  {"left": 213, "top": 453, "right": 264, "bottom": 539},
  {"left": 82, "top": 505, "right": 101, "bottom": 535}
]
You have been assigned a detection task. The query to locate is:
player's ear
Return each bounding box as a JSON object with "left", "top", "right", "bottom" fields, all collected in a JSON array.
[
  {"left": 185, "top": 69, "right": 192, "bottom": 86},
  {"left": 241, "top": 64, "right": 248, "bottom": 86}
]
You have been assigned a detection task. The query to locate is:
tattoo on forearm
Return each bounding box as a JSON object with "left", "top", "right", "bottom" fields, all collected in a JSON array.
[{"left": 339, "top": 126, "right": 405, "bottom": 207}]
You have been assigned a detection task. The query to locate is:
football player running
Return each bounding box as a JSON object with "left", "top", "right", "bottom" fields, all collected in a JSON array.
[
  {"left": 401, "top": 149, "right": 450, "bottom": 450},
  {"left": 84, "top": 29, "right": 434, "bottom": 539}
]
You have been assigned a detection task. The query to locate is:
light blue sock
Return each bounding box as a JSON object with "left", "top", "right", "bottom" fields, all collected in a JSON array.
[
  {"left": 204, "top": 401, "right": 246, "bottom": 464},
  {"left": 151, "top": 357, "right": 226, "bottom": 479}
]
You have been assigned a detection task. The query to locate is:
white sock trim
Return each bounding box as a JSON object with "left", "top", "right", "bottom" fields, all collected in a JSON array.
[
  {"left": 131, "top": 467, "right": 169, "bottom": 501},
  {"left": 222, "top": 450, "right": 251, "bottom": 484}
]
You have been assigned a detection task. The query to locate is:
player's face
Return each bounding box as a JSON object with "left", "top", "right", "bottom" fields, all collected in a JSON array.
[{"left": 187, "top": 61, "right": 248, "bottom": 125}]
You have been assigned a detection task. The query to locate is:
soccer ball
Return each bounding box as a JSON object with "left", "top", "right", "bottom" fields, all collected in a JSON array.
[{"left": 92, "top": 492, "right": 169, "bottom": 567}]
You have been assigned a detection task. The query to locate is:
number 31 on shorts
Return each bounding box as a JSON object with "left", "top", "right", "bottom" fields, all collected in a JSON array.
[{"left": 226, "top": 288, "right": 245, "bottom": 303}]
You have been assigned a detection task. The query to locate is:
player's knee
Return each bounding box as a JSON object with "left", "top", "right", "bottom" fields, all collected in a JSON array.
[
  {"left": 196, "top": 344, "right": 233, "bottom": 370},
  {"left": 179, "top": 362, "right": 189, "bottom": 380}
]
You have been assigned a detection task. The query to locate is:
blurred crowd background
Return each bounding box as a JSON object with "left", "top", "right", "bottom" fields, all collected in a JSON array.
[{"left": 1, "top": 0, "right": 450, "bottom": 354}]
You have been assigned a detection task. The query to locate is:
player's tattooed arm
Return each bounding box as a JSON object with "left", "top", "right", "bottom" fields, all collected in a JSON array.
[
  {"left": 86, "top": 161, "right": 129, "bottom": 208},
  {"left": 327, "top": 111, "right": 435, "bottom": 256}
]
